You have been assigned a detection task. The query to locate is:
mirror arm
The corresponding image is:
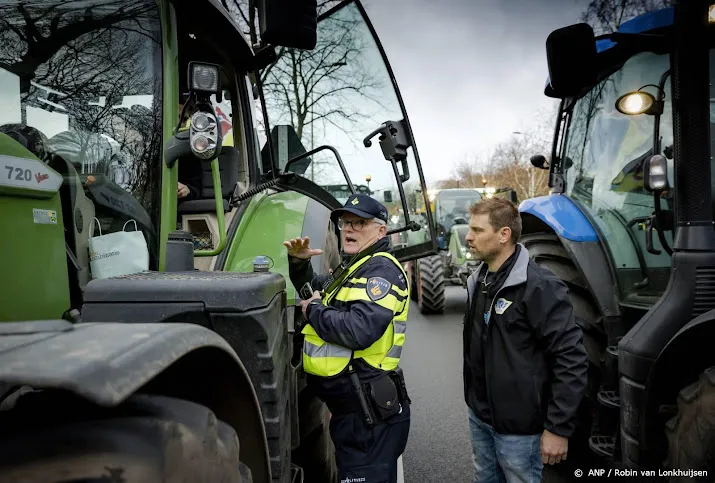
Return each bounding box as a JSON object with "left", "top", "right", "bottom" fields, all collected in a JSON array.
[
  {"left": 283, "top": 144, "right": 355, "bottom": 193},
  {"left": 389, "top": 155, "right": 414, "bottom": 229}
]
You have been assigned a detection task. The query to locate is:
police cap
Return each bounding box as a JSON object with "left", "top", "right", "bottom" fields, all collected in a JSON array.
[{"left": 332, "top": 193, "right": 388, "bottom": 223}]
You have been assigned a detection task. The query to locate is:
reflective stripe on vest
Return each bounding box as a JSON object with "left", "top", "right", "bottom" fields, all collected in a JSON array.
[{"left": 301, "top": 251, "right": 409, "bottom": 377}]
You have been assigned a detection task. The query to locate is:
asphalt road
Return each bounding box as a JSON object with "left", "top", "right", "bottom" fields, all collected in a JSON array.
[{"left": 401, "top": 285, "right": 474, "bottom": 482}]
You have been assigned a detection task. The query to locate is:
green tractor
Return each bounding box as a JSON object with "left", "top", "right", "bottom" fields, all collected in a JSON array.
[
  {"left": 0, "top": 0, "right": 438, "bottom": 481},
  {"left": 405, "top": 188, "right": 483, "bottom": 314},
  {"left": 520, "top": 0, "right": 715, "bottom": 478}
]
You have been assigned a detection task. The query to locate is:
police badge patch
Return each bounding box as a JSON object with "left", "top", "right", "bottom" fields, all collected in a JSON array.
[
  {"left": 494, "top": 298, "right": 513, "bottom": 315},
  {"left": 366, "top": 277, "right": 391, "bottom": 301}
]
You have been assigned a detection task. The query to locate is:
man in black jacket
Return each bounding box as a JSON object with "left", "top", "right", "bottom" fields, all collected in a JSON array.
[{"left": 463, "top": 197, "right": 588, "bottom": 482}]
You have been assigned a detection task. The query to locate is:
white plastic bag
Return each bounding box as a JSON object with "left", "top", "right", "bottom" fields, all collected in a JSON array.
[{"left": 89, "top": 218, "right": 149, "bottom": 279}]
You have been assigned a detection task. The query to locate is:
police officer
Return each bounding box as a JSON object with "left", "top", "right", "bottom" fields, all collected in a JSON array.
[{"left": 283, "top": 193, "right": 411, "bottom": 483}]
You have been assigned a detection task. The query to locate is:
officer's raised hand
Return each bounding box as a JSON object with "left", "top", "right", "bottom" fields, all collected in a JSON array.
[{"left": 283, "top": 236, "right": 323, "bottom": 259}]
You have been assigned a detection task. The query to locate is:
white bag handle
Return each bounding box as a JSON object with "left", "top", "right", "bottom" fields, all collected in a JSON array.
[
  {"left": 90, "top": 217, "right": 103, "bottom": 237},
  {"left": 122, "top": 219, "right": 139, "bottom": 232}
]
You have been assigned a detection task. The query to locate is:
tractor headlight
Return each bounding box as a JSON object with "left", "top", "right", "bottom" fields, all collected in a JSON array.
[
  {"left": 189, "top": 110, "right": 218, "bottom": 159},
  {"left": 192, "top": 112, "right": 214, "bottom": 131},
  {"left": 615, "top": 90, "right": 663, "bottom": 116}
]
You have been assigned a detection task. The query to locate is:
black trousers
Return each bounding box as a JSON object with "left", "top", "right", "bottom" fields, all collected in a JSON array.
[{"left": 329, "top": 402, "right": 410, "bottom": 483}]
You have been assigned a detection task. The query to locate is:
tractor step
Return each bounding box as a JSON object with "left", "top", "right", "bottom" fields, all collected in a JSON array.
[
  {"left": 597, "top": 390, "right": 620, "bottom": 409},
  {"left": 589, "top": 435, "right": 615, "bottom": 458}
]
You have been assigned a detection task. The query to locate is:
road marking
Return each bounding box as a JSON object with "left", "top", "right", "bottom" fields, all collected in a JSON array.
[{"left": 397, "top": 455, "right": 404, "bottom": 483}]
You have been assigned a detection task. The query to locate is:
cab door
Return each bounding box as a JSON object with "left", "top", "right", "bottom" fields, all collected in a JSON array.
[{"left": 257, "top": 0, "right": 438, "bottom": 262}]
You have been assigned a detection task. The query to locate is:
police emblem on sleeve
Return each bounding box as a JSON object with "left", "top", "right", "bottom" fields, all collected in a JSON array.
[
  {"left": 494, "top": 298, "right": 512, "bottom": 315},
  {"left": 367, "top": 277, "right": 391, "bottom": 301}
]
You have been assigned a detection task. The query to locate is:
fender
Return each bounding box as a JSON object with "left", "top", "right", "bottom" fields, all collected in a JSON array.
[
  {"left": 519, "top": 197, "right": 620, "bottom": 320},
  {"left": 0, "top": 319, "right": 272, "bottom": 483},
  {"left": 519, "top": 194, "right": 599, "bottom": 242},
  {"left": 639, "top": 309, "right": 715, "bottom": 467}
]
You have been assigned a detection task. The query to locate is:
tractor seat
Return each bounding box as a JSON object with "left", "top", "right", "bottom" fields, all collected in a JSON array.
[{"left": 178, "top": 145, "right": 240, "bottom": 214}]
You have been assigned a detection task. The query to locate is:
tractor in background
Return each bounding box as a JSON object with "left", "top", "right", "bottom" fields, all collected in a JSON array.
[
  {"left": 520, "top": 0, "right": 715, "bottom": 478},
  {"left": 0, "top": 0, "right": 437, "bottom": 481},
  {"left": 405, "top": 188, "right": 483, "bottom": 314}
]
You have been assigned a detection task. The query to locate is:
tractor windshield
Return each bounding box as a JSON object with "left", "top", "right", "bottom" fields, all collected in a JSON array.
[
  {"left": 561, "top": 50, "right": 681, "bottom": 303},
  {"left": 323, "top": 184, "right": 371, "bottom": 205},
  {"left": 0, "top": 0, "right": 163, "bottom": 266},
  {"left": 435, "top": 190, "right": 482, "bottom": 228}
]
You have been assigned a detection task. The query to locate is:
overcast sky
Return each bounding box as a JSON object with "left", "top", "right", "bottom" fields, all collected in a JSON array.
[{"left": 362, "top": 0, "right": 590, "bottom": 185}]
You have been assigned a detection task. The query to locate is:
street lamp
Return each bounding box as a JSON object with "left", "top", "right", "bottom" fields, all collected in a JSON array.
[
  {"left": 365, "top": 174, "right": 372, "bottom": 194},
  {"left": 481, "top": 177, "right": 487, "bottom": 187}
]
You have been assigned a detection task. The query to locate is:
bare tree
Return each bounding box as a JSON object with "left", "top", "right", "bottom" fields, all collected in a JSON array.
[
  {"left": 580, "top": 0, "right": 673, "bottom": 35},
  {"left": 435, "top": 104, "right": 556, "bottom": 201}
]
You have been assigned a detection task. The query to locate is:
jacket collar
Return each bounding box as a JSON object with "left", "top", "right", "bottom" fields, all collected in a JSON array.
[{"left": 466, "top": 243, "right": 530, "bottom": 296}]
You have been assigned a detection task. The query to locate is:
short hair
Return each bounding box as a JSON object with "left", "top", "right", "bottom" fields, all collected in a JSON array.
[{"left": 469, "top": 197, "right": 522, "bottom": 244}]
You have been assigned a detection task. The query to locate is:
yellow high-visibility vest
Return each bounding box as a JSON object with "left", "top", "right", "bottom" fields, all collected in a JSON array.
[{"left": 301, "top": 251, "right": 409, "bottom": 377}]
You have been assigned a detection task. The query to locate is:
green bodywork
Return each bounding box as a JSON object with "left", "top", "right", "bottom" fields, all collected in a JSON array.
[
  {"left": 158, "top": 0, "right": 179, "bottom": 272},
  {"left": 0, "top": 134, "right": 70, "bottom": 322},
  {"left": 448, "top": 224, "right": 469, "bottom": 266},
  {"left": 223, "top": 191, "right": 312, "bottom": 302}
]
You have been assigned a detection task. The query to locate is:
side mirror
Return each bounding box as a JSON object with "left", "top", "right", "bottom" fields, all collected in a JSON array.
[
  {"left": 530, "top": 154, "right": 548, "bottom": 169},
  {"left": 256, "top": 0, "right": 317, "bottom": 50},
  {"left": 643, "top": 154, "right": 669, "bottom": 192},
  {"left": 384, "top": 190, "right": 393, "bottom": 203},
  {"left": 546, "top": 23, "right": 597, "bottom": 98}
]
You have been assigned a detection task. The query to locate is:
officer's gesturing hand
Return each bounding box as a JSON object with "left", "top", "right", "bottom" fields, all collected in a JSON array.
[{"left": 283, "top": 236, "right": 323, "bottom": 260}]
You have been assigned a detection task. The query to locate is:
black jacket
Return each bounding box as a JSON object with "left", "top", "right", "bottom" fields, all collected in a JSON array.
[
  {"left": 463, "top": 244, "right": 588, "bottom": 438},
  {"left": 288, "top": 238, "right": 408, "bottom": 401}
]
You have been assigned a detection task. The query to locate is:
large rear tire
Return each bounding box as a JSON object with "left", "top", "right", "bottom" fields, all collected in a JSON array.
[
  {"left": 417, "top": 254, "right": 446, "bottom": 314},
  {"left": 0, "top": 391, "right": 253, "bottom": 483},
  {"left": 520, "top": 233, "right": 606, "bottom": 363},
  {"left": 665, "top": 366, "right": 715, "bottom": 482}
]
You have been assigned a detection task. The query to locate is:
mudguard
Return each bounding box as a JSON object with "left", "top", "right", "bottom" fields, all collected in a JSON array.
[
  {"left": 519, "top": 194, "right": 599, "bottom": 242},
  {"left": 0, "top": 319, "right": 259, "bottom": 405},
  {"left": 519, "top": 197, "right": 620, "bottom": 320}
]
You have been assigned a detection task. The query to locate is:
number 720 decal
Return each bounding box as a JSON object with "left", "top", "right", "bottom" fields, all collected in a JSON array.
[{"left": 0, "top": 155, "right": 62, "bottom": 194}]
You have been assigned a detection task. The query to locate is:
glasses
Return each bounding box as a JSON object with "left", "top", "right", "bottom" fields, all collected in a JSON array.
[{"left": 337, "top": 218, "right": 385, "bottom": 231}]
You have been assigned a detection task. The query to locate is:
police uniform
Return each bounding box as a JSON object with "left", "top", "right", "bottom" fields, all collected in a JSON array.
[{"left": 288, "top": 194, "right": 411, "bottom": 483}]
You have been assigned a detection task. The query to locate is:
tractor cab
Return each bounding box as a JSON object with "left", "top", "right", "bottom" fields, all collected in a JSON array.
[
  {"left": 431, "top": 188, "right": 482, "bottom": 250},
  {"left": 519, "top": 1, "right": 715, "bottom": 477},
  {"left": 0, "top": 0, "right": 438, "bottom": 481}
]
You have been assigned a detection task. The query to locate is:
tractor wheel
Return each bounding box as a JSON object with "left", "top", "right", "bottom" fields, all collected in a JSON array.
[
  {"left": 0, "top": 391, "right": 253, "bottom": 483},
  {"left": 665, "top": 366, "right": 715, "bottom": 482},
  {"left": 520, "top": 233, "right": 606, "bottom": 357},
  {"left": 521, "top": 233, "right": 607, "bottom": 481},
  {"left": 417, "top": 254, "right": 446, "bottom": 314}
]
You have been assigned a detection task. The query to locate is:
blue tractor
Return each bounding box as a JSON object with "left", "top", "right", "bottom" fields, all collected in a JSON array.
[{"left": 520, "top": 0, "right": 715, "bottom": 478}]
